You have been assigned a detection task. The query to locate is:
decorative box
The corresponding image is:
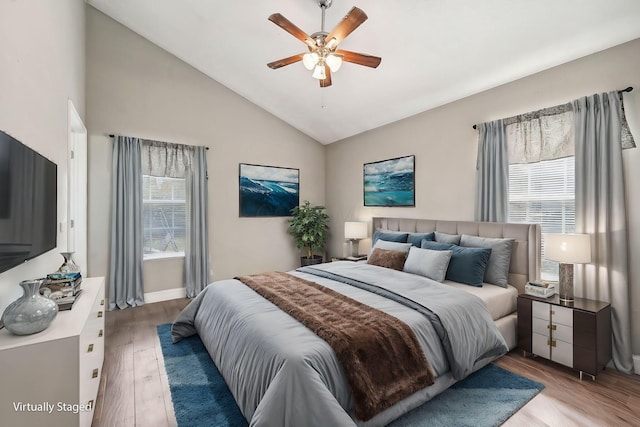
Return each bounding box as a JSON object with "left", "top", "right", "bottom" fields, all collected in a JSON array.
[{"left": 525, "top": 283, "right": 556, "bottom": 298}]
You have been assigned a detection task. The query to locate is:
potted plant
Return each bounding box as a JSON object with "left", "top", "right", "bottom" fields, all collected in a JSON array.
[{"left": 287, "top": 200, "right": 330, "bottom": 266}]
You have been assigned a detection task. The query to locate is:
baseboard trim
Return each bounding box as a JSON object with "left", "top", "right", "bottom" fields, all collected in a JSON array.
[
  {"left": 633, "top": 354, "right": 640, "bottom": 375},
  {"left": 144, "top": 287, "right": 186, "bottom": 304}
]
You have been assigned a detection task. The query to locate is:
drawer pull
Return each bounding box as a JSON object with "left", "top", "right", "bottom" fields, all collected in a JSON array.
[
  {"left": 98, "top": 329, "right": 103, "bottom": 337},
  {"left": 100, "top": 299, "right": 105, "bottom": 306},
  {"left": 87, "top": 344, "right": 94, "bottom": 353},
  {"left": 97, "top": 311, "right": 103, "bottom": 318},
  {"left": 92, "top": 368, "right": 99, "bottom": 379},
  {"left": 547, "top": 324, "right": 557, "bottom": 331},
  {"left": 547, "top": 339, "right": 557, "bottom": 347},
  {"left": 550, "top": 310, "right": 555, "bottom": 315}
]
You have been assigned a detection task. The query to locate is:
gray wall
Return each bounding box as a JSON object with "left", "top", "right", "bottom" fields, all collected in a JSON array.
[
  {"left": 0, "top": 0, "right": 86, "bottom": 314},
  {"left": 85, "top": 8, "right": 326, "bottom": 295},
  {"left": 325, "top": 38, "right": 640, "bottom": 353}
]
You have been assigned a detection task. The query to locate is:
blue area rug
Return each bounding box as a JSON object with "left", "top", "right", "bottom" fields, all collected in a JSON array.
[{"left": 157, "top": 324, "right": 543, "bottom": 427}]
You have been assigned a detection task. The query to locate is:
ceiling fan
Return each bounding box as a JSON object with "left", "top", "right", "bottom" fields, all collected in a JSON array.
[{"left": 267, "top": 0, "right": 382, "bottom": 88}]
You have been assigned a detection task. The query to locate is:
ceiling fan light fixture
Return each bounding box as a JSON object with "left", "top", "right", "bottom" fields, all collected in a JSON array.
[
  {"left": 326, "top": 53, "right": 342, "bottom": 72},
  {"left": 312, "top": 63, "right": 326, "bottom": 80},
  {"left": 302, "top": 52, "right": 319, "bottom": 70}
]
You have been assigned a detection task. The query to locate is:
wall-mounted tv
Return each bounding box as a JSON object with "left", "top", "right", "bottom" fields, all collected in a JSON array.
[{"left": 0, "top": 129, "right": 57, "bottom": 273}]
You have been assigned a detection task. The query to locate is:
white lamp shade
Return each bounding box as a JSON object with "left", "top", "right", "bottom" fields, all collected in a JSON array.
[
  {"left": 344, "top": 222, "right": 368, "bottom": 240},
  {"left": 302, "top": 52, "right": 319, "bottom": 70},
  {"left": 312, "top": 63, "right": 326, "bottom": 80},
  {"left": 325, "top": 54, "right": 342, "bottom": 72},
  {"left": 545, "top": 233, "right": 591, "bottom": 263}
]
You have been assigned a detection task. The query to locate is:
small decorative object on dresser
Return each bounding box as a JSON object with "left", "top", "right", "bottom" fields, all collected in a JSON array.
[
  {"left": 517, "top": 293, "right": 611, "bottom": 380},
  {"left": 56, "top": 251, "right": 81, "bottom": 274},
  {"left": 1, "top": 279, "right": 58, "bottom": 335},
  {"left": 524, "top": 280, "right": 556, "bottom": 298}
]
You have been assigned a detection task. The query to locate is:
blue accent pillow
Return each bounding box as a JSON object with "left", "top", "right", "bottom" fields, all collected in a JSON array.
[
  {"left": 421, "top": 240, "right": 492, "bottom": 287},
  {"left": 407, "top": 232, "right": 435, "bottom": 247},
  {"left": 460, "top": 235, "right": 515, "bottom": 288},
  {"left": 372, "top": 230, "right": 409, "bottom": 245}
]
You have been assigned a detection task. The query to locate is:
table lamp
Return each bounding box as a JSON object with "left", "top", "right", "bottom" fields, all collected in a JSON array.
[
  {"left": 344, "top": 222, "right": 368, "bottom": 257},
  {"left": 544, "top": 233, "right": 591, "bottom": 302}
]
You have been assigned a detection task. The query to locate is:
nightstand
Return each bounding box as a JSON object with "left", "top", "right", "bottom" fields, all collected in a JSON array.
[{"left": 517, "top": 293, "right": 611, "bottom": 380}]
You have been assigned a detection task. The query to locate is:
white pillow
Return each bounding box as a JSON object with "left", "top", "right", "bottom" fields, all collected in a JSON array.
[
  {"left": 403, "top": 246, "right": 453, "bottom": 282},
  {"left": 369, "top": 239, "right": 412, "bottom": 257}
]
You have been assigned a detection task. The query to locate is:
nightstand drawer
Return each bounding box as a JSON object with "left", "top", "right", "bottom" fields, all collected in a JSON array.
[
  {"left": 532, "top": 332, "right": 551, "bottom": 358},
  {"left": 532, "top": 317, "right": 549, "bottom": 336},
  {"left": 551, "top": 305, "right": 573, "bottom": 327},
  {"left": 532, "top": 301, "right": 550, "bottom": 321},
  {"left": 553, "top": 322, "right": 573, "bottom": 344},
  {"left": 551, "top": 339, "right": 573, "bottom": 367}
]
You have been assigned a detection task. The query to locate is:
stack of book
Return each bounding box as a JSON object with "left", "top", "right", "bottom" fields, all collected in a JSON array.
[
  {"left": 40, "top": 272, "right": 83, "bottom": 311},
  {"left": 525, "top": 280, "right": 556, "bottom": 298}
]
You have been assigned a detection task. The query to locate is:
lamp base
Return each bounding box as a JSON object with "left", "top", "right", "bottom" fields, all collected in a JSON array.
[
  {"left": 348, "top": 239, "right": 360, "bottom": 257},
  {"left": 558, "top": 263, "right": 574, "bottom": 302}
]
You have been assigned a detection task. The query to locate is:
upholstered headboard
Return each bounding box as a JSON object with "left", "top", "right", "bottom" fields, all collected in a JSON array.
[{"left": 372, "top": 217, "right": 541, "bottom": 294}]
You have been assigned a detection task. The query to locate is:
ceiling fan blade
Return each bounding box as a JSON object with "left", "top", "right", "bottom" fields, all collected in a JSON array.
[
  {"left": 267, "top": 53, "right": 305, "bottom": 70},
  {"left": 320, "top": 65, "right": 332, "bottom": 88},
  {"left": 335, "top": 49, "right": 382, "bottom": 68},
  {"left": 268, "top": 13, "right": 316, "bottom": 49},
  {"left": 324, "top": 7, "right": 368, "bottom": 48}
]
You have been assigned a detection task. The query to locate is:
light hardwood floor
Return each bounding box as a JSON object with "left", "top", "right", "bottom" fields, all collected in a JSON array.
[{"left": 93, "top": 299, "right": 640, "bottom": 427}]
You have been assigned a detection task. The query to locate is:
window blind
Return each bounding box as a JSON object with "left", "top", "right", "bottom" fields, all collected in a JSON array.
[{"left": 508, "top": 157, "right": 575, "bottom": 279}]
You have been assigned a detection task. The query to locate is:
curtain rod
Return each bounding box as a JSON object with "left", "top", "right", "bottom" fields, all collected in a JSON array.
[
  {"left": 471, "top": 87, "right": 634, "bottom": 130},
  {"left": 108, "top": 134, "right": 209, "bottom": 149}
]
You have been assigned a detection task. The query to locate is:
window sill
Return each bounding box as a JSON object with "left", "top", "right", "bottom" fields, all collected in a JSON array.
[{"left": 143, "top": 252, "right": 185, "bottom": 261}]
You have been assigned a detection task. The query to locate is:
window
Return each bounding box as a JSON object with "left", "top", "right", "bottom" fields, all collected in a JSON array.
[
  {"left": 142, "top": 175, "right": 186, "bottom": 259},
  {"left": 508, "top": 157, "right": 575, "bottom": 279}
]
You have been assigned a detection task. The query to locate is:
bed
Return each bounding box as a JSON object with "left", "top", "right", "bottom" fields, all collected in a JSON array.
[{"left": 172, "top": 217, "right": 541, "bottom": 427}]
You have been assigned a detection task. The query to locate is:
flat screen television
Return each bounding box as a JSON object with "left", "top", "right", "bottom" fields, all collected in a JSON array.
[{"left": 0, "top": 129, "right": 57, "bottom": 273}]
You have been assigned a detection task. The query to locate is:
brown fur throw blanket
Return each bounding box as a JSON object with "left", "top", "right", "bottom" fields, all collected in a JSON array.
[{"left": 235, "top": 271, "right": 435, "bottom": 421}]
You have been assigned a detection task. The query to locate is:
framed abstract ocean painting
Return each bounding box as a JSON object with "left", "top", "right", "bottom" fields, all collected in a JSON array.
[
  {"left": 363, "top": 155, "right": 415, "bottom": 207},
  {"left": 239, "top": 163, "right": 300, "bottom": 217}
]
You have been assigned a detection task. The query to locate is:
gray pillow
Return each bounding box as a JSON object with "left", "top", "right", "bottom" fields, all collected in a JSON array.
[
  {"left": 369, "top": 239, "right": 413, "bottom": 257},
  {"left": 460, "top": 234, "right": 515, "bottom": 288},
  {"left": 435, "top": 231, "right": 461, "bottom": 245},
  {"left": 403, "top": 246, "right": 452, "bottom": 282}
]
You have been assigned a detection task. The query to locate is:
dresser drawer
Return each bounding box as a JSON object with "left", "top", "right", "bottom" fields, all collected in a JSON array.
[
  {"left": 532, "top": 301, "right": 550, "bottom": 321},
  {"left": 532, "top": 316, "right": 550, "bottom": 336},
  {"left": 551, "top": 338, "right": 573, "bottom": 367},
  {"left": 551, "top": 305, "right": 573, "bottom": 327},
  {"left": 553, "top": 322, "right": 573, "bottom": 345},
  {"left": 532, "top": 332, "right": 551, "bottom": 358}
]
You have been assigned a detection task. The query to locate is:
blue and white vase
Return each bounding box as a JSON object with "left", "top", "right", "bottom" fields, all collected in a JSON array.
[{"left": 1, "top": 279, "right": 58, "bottom": 335}]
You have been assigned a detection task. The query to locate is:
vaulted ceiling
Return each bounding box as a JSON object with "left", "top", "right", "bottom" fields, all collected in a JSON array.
[{"left": 88, "top": 0, "right": 640, "bottom": 144}]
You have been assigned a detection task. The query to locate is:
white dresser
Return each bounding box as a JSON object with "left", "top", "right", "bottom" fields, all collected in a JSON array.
[{"left": 0, "top": 277, "right": 105, "bottom": 427}]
